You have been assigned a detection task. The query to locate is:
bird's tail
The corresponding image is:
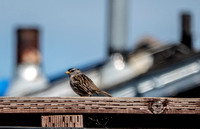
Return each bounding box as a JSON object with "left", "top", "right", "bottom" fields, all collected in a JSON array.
[{"left": 99, "top": 90, "right": 112, "bottom": 97}]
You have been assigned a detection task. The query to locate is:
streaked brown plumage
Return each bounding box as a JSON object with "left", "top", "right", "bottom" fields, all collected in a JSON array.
[{"left": 66, "top": 68, "right": 112, "bottom": 97}]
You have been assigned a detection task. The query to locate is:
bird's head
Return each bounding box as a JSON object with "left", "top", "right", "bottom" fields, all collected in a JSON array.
[{"left": 66, "top": 68, "right": 82, "bottom": 77}]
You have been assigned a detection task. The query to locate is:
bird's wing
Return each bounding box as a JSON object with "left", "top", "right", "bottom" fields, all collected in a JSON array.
[
  {"left": 72, "top": 74, "right": 93, "bottom": 95},
  {"left": 80, "top": 74, "right": 100, "bottom": 91},
  {"left": 72, "top": 82, "right": 91, "bottom": 96},
  {"left": 79, "top": 74, "right": 112, "bottom": 97}
]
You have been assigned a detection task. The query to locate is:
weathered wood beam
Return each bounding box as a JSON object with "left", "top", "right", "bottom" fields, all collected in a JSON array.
[{"left": 0, "top": 97, "right": 199, "bottom": 114}]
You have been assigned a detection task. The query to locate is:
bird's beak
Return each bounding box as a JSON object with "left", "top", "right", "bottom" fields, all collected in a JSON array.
[{"left": 65, "top": 71, "right": 70, "bottom": 74}]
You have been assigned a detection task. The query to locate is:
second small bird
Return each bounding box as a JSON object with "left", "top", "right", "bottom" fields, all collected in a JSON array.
[{"left": 66, "top": 68, "right": 112, "bottom": 97}]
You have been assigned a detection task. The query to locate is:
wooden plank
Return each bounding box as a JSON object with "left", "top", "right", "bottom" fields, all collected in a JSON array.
[{"left": 0, "top": 97, "right": 199, "bottom": 114}]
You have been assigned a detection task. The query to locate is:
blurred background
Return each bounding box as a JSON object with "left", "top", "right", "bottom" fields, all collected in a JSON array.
[{"left": 1, "top": 0, "right": 200, "bottom": 97}]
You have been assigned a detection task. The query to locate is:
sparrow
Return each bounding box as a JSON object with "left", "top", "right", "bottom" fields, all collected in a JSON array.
[{"left": 66, "top": 68, "right": 112, "bottom": 97}]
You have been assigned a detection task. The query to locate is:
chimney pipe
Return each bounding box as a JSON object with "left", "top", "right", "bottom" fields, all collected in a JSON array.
[
  {"left": 180, "top": 13, "right": 192, "bottom": 49},
  {"left": 108, "top": 0, "right": 128, "bottom": 56},
  {"left": 6, "top": 27, "right": 48, "bottom": 96},
  {"left": 17, "top": 28, "right": 40, "bottom": 65}
]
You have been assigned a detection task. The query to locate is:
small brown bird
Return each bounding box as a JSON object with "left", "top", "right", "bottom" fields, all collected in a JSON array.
[{"left": 66, "top": 68, "right": 112, "bottom": 97}]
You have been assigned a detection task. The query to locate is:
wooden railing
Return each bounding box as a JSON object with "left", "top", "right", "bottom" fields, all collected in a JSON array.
[{"left": 0, "top": 97, "right": 199, "bottom": 128}]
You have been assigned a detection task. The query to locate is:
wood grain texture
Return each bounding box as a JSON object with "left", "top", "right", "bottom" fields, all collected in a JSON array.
[{"left": 0, "top": 97, "right": 199, "bottom": 114}]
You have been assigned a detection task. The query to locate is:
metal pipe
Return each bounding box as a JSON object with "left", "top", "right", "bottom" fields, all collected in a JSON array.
[{"left": 108, "top": 0, "right": 128, "bottom": 55}]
